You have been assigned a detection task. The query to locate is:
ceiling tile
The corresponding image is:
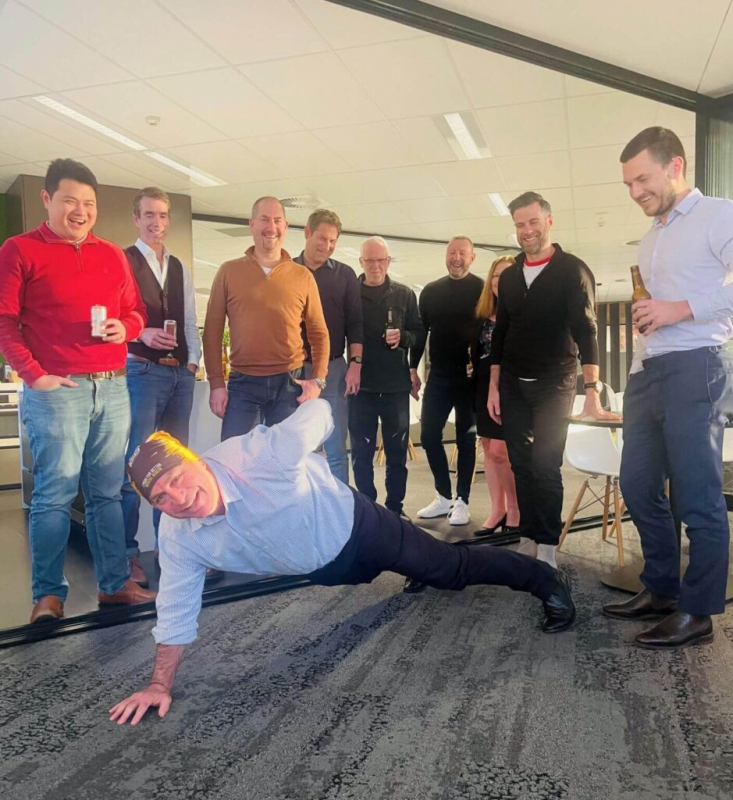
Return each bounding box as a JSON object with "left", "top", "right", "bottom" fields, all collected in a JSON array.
[
  {"left": 395, "top": 194, "right": 496, "bottom": 223},
  {"left": 308, "top": 167, "right": 446, "bottom": 205},
  {"left": 74, "top": 156, "right": 157, "bottom": 191},
  {"left": 496, "top": 151, "right": 571, "bottom": 190},
  {"left": 477, "top": 100, "right": 568, "bottom": 156},
  {"left": 446, "top": 40, "right": 564, "bottom": 108},
  {"left": 158, "top": 0, "right": 328, "bottom": 64},
  {"left": 571, "top": 145, "right": 625, "bottom": 186},
  {"left": 295, "top": 0, "right": 424, "bottom": 48},
  {"left": 0, "top": 161, "right": 47, "bottom": 183},
  {"left": 241, "top": 52, "right": 384, "bottom": 129},
  {"left": 0, "top": 1, "right": 131, "bottom": 89},
  {"left": 313, "top": 122, "right": 420, "bottom": 170},
  {"left": 391, "top": 117, "right": 458, "bottom": 164},
  {"left": 165, "top": 141, "right": 279, "bottom": 184},
  {"left": 22, "top": 0, "right": 224, "bottom": 78},
  {"left": 426, "top": 159, "right": 505, "bottom": 196},
  {"left": 699, "top": 8, "right": 733, "bottom": 94},
  {"left": 0, "top": 115, "right": 89, "bottom": 162},
  {"left": 0, "top": 64, "right": 46, "bottom": 100},
  {"left": 573, "top": 183, "right": 632, "bottom": 209},
  {"left": 102, "top": 152, "right": 198, "bottom": 191},
  {"left": 568, "top": 92, "right": 666, "bottom": 149},
  {"left": 338, "top": 201, "right": 414, "bottom": 229},
  {"left": 574, "top": 206, "right": 632, "bottom": 229},
  {"left": 188, "top": 178, "right": 321, "bottom": 217},
  {"left": 149, "top": 69, "right": 301, "bottom": 139},
  {"left": 0, "top": 150, "right": 22, "bottom": 167},
  {"left": 563, "top": 75, "right": 615, "bottom": 97},
  {"left": 338, "top": 37, "right": 470, "bottom": 119},
  {"left": 0, "top": 98, "right": 124, "bottom": 156},
  {"left": 240, "top": 131, "right": 353, "bottom": 177},
  {"left": 61, "top": 81, "right": 227, "bottom": 148}
]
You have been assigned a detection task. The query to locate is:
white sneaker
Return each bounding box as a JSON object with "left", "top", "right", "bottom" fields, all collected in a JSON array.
[
  {"left": 449, "top": 498, "right": 470, "bottom": 526},
  {"left": 417, "top": 494, "right": 453, "bottom": 518}
]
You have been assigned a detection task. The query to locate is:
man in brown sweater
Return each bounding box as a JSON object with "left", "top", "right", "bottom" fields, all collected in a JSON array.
[{"left": 203, "top": 196, "right": 329, "bottom": 440}]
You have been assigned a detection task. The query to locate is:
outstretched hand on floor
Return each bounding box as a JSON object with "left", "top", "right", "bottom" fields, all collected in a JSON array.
[{"left": 109, "top": 684, "right": 172, "bottom": 726}]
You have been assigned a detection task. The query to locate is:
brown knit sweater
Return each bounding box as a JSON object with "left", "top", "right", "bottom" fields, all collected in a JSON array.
[{"left": 203, "top": 247, "right": 329, "bottom": 390}]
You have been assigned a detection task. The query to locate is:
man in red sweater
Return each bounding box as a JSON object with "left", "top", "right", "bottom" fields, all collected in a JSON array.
[{"left": 0, "top": 159, "right": 157, "bottom": 623}]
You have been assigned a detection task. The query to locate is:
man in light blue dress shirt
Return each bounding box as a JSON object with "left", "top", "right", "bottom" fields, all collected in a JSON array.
[
  {"left": 604, "top": 127, "right": 733, "bottom": 650},
  {"left": 109, "top": 399, "right": 574, "bottom": 725}
]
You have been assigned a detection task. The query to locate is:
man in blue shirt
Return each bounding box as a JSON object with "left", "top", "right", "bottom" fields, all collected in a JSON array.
[
  {"left": 604, "top": 127, "right": 733, "bottom": 649},
  {"left": 109, "top": 400, "right": 574, "bottom": 725}
]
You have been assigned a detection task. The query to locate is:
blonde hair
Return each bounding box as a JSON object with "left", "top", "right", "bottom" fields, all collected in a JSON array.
[
  {"left": 147, "top": 431, "right": 200, "bottom": 463},
  {"left": 475, "top": 255, "right": 515, "bottom": 319}
]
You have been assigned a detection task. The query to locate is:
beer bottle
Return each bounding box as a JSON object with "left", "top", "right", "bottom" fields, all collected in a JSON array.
[
  {"left": 384, "top": 308, "right": 395, "bottom": 349},
  {"left": 466, "top": 345, "right": 474, "bottom": 379},
  {"left": 630, "top": 265, "right": 651, "bottom": 333}
]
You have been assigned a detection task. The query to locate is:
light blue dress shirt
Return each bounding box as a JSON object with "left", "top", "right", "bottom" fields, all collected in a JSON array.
[
  {"left": 632, "top": 189, "right": 733, "bottom": 373},
  {"left": 151, "top": 399, "right": 354, "bottom": 646}
]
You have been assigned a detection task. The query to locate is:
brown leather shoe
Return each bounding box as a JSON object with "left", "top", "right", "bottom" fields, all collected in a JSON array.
[
  {"left": 205, "top": 567, "right": 224, "bottom": 583},
  {"left": 30, "top": 595, "right": 64, "bottom": 624},
  {"left": 602, "top": 588, "right": 678, "bottom": 621},
  {"left": 128, "top": 555, "right": 149, "bottom": 588},
  {"left": 98, "top": 579, "right": 156, "bottom": 607},
  {"left": 634, "top": 611, "right": 713, "bottom": 650}
]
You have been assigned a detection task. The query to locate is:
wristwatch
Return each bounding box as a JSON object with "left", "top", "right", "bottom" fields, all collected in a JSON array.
[
  {"left": 349, "top": 356, "right": 363, "bottom": 364},
  {"left": 314, "top": 377, "right": 327, "bottom": 390},
  {"left": 583, "top": 381, "right": 603, "bottom": 392}
]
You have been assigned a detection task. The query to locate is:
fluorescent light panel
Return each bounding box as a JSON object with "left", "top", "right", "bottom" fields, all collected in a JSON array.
[
  {"left": 145, "top": 152, "right": 226, "bottom": 187},
  {"left": 33, "top": 95, "right": 146, "bottom": 150},
  {"left": 488, "top": 193, "right": 510, "bottom": 217},
  {"left": 440, "top": 112, "right": 491, "bottom": 161}
]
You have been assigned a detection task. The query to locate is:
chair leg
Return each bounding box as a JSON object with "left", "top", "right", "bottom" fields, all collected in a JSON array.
[
  {"left": 558, "top": 479, "right": 588, "bottom": 550},
  {"left": 376, "top": 440, "right": 385, "bottom": 466},
  {"left": 450, "top": 444, "right": 458, "bottom": 466},
  {"left": 612, "top": 478, "right": 626, "bottom": 566},
  {"left": 601, "top": 477, "right": 611, "bottom": 540},
  {"left": 407, "top": 438, "right": 417, "bottom": 462},
  {"left": 471, "top": 437, "right": 481, "bottom": 484}
]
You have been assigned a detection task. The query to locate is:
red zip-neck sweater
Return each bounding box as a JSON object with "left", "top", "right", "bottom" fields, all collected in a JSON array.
[{"left": 0, "top": 223, "right": 147, "bottom": 385}]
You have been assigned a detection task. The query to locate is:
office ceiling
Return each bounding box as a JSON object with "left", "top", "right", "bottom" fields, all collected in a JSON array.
[{"left": 0, "top": 0, "right": 708, "bottom": 302}]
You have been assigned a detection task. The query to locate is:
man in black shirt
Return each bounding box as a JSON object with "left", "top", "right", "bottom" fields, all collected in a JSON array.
[
  {"left": 411, "top": 237, "right": 484, "bottom": 527},
  {"left": 295, "top": 209, "right": 364, "bottom": 485},
  {"left": 349, "top": 236, "right": 424, "bottom": 519},
  {"left": 488, "top": 192, "right": 617, "bottom": 568}
]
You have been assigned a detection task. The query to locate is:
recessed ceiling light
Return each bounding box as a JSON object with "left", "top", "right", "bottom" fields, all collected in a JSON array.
[
  {"left": 145, "top": 152, "right": 226, "bottom": 187},
  {"left": 33, "top": 95, "right": 146, "bottom": 150},
  {"left": 488, "top": 193, "right": 510, "bottom": 217},
  {"left": 437, "top": 112, "right": 491, "bottom": 160}
]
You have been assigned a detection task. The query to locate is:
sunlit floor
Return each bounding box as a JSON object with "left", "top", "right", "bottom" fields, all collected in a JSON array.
[{"left": 2, "top": 453, "right": 733, "bottom": 800}]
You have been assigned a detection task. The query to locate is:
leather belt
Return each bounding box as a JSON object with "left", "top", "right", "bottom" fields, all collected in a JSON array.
[
  {"left": 69, "top": 367, "right": 127, "bottom": 380},
  {"left": 129, "top": 354, "right": 181, "bottom": 368}
]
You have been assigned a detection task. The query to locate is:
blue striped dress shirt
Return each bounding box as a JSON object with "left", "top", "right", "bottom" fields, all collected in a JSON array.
[
  {"left": 151, "top": 399, "right": 354, "bottom": 645},
  {"left": 632, "top": 188, "right": 733, "bottom": 373}
]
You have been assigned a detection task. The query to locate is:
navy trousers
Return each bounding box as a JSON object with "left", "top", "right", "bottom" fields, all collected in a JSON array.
[
  {"left": 620, "top": 346, "right": 733, "bottom": 615},
  {"left": 307, "top": 489, "right": 557, "bottom": 601}
]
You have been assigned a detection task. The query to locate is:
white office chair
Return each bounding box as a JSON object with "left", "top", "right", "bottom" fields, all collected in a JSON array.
[{"left": 559, "top": 419, "right": 626, "bottom": 565}]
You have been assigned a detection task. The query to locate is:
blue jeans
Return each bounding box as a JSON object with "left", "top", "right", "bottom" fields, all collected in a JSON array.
[
  {"left": 22, "top": 376, "right": 131, "bottom": 602},
  {"left": 221, "top": 368, "right": 303, "bottom": 440},
  {"left": 420, "top": 370, "right": 476, "bottom": 502},
  {"left": 620, "top": 346, "right": 733, "bottom": 615},
  {"left": 121, "top": 361, "right": 195, "bottom": 554},
  {"left": 304, "top": 357, "right": 349, "bottom": 485}
]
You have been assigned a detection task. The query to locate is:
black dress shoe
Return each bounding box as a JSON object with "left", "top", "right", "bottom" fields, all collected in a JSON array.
[
  {"left": 205, "top": 567, "right": 224, "bottom": 584},
  {"left": 634, "top": 611, "right": 713, "bottom": 650},
  {"left": 475, "top": 514, "right": 507, "bottom": 536},
  {"left": 602, "top": 588, "right": 678, "bottom": 621},
  {"left": 403, "top": 577, "right": 428, "bottom": 594},
  {"left": 540, "top": 572, "right": 575, "bottom": 633}
]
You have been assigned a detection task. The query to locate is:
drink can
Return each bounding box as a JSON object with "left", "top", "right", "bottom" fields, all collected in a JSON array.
[
  {"left": 164, "top": 319, "right": 177, "bottom": 338},
  {"left": 91, "top": 305, "right": 107, "bottom": 337}
]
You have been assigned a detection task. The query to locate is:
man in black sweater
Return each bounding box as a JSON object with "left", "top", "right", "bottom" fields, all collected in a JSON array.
[
  {"left": 488, "top": 192, "right": 618, "bottom": 567},
  {"left": 411, "top": 237, "right": 484, "bottom": 527},
  {"left": 348, "top": 236, "right": 425, "bottom": 520}
]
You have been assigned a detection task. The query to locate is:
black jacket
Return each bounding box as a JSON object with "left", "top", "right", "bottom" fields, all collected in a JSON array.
[
  {"left": 490, "top": 244, "right": 599, "bottom": 378},
  {"left": 358, "top": 275, "right": 425, "bottom": 393}
]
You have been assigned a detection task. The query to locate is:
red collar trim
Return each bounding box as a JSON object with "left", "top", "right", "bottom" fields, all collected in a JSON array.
[
  {"left": 524, "top": 256, "right": 551, "bottom": 268},
  {"left": 37, "top": 222, "right": 99, "bottom": 245}
]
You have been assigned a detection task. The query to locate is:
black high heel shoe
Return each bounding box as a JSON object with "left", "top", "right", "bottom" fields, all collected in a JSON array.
[{"left": 474, "top": 514, "right": 507, "bottom": 537}]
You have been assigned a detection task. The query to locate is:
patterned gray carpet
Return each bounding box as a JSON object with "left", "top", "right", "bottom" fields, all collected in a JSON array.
[{"left": 2, "top": 541, "right": 733, "bottom": 800}]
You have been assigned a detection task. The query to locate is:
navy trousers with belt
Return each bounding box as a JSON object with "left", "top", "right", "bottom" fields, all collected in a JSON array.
[
  {"left": 620, "top": 346, "right": 733, "bottom": 615},
  {"left": 307, "top": 489, "right": 557, "bottom": 601}
]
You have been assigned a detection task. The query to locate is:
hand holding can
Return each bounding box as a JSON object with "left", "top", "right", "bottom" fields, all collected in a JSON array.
[
  {"left": 163, "top": 319, "right": 177, "bottom": 341},
  {"left": 91, "top": 305, "right": 107, "bottom": 338}
]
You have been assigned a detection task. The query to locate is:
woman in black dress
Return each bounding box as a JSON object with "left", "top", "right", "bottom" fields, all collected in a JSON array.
[{"left": 474, "top": 255, "right": 520, "bottom": 535}]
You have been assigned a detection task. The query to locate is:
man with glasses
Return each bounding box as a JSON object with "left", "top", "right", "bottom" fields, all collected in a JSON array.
[{"left": 348, "top": 236, "right": 424, "bottom": 520}]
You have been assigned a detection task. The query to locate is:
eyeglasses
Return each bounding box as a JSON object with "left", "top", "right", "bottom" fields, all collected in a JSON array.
[{"left": 362, "top": 258, "right": 389, "bottom": 267}]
